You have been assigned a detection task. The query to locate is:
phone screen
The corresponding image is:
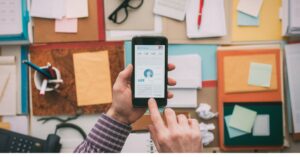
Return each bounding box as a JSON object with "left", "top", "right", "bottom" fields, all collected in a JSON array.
[{"left": 134, "top": 45, "right": 165, "bottom": 98}]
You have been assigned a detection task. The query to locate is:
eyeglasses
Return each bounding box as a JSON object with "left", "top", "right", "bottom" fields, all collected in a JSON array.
[{"left": 108, "top": 0, "right": 144, "bottom": 24}]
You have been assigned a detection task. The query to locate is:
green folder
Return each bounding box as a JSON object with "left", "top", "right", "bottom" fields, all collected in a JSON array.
[{"left": 223, "top": 102, "right": 283, "bottom": 146}]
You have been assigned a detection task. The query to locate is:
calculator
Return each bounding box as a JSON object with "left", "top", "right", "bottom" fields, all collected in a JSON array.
[{"left": 0, "top": 128, "right": 61, "bottom": 153}]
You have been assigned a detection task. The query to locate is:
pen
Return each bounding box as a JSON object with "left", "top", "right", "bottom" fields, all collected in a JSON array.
[
  {"left": 197, "top": 0, "right": 204, "bottom": 30},
  {"left": 22, "top": 60, "right": 53, "bottom": 79},
  {"left": 40, "top": 79, "right": 48, "bottom": 95}
]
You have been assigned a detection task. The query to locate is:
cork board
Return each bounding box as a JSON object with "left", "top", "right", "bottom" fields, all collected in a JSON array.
[{"left": 29, "top": 41, "right": 124, "bottom": 116}]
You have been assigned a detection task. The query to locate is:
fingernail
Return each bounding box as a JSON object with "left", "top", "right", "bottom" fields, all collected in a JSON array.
[{"left": 149, "top": 98, "right": 155, "bottom": 103}]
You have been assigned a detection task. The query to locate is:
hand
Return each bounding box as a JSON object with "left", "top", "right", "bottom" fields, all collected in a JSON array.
[
  {"left": 106, "top": 64, "right": 176, "bottom": 125},
  {"left": 148, "top": 98, "right": 203, "bottom": 152}
]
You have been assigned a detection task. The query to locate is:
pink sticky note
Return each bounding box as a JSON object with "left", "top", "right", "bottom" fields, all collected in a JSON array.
[{"left": 55, "top": 18, "right": 78, "bottom": 33}]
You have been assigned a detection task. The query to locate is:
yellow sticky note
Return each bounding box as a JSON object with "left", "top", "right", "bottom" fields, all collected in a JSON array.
[
  {"left": 232, "top": 0, "right": 282, "bottom": 42},
  {"left": 0, "top": 122, "right": 11, "bottom": 130},
  {"left": 224, "top": 54, "right": 277, "bottom": 93},
  {"left": 73, "top": 51, "right": 112, "bottom": 106}
]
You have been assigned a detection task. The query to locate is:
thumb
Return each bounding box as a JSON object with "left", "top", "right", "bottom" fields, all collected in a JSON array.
[{"left": 117, "top": 64, "right": 133, "bottom": 83}]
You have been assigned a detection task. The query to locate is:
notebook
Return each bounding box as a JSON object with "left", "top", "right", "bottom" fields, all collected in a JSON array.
[
  {"left": 0, "top": 56, "right": 17, "bottom": 116},
  {"left": 121, "top": 133, "right": 157, "bottom": 153},
  {"left": 153, "top": 0, "right": 189, "bottom": 21},
  {"left": 0, "top": 0, "right": 22, "bottom": 35},
  {"left": 285, "top": 43, "right": 300, "bottom": 138},
  {"left": 168, "top": 54, "right": 202, "bottom": 88},
  {"left": 29, "top": 41, "right": 124, "bottom": 116},
  {"left": 186, "top": 0, "right": 227, "bottom": 38}
]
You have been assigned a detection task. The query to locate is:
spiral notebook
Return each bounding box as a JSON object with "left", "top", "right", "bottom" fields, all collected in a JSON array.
[{"left": 121, "top": 133, "right": 157, "bottom": 153}]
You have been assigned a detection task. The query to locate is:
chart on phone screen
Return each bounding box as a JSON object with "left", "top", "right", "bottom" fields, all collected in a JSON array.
[{"left": 134, "top": 45, "right": 165, "bottom": 98}]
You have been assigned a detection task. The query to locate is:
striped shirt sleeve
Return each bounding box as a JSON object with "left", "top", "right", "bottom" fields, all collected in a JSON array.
[{"left": 74, "top": 114, "right": 131, "bottom": 153}]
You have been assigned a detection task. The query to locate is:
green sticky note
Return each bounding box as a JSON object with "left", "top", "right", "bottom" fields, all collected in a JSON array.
[
  {"left": 248, "top": 63, "right": 272, "bottom": 87},
  {"left": 238, "top": 11, "right": 259, "bottom": 26},
  {"left": 225, "top": 115, "right": 248, "bottom": 138},
  {"left": 229, "top": 105, "right": 257, "bottom": 133}
]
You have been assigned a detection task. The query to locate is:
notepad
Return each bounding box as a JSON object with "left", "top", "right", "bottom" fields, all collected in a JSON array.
[
  {"left": 225, "top": 115, "right": 248, "bottom": 138},
  {"left": 168, "top": 54, "right": 202, "bottom": 88},
  {"left": 229, "top": 105, "right": 257, "bottom": 133},
  {"left": 0, "top": 72, "right": 9, "bottom": 98},
  {"left": 0, "top": 0, "right": 22, "bottom": 35},
  {"left": 0, "top": 56, "right": 17, "bottom": 116},
  {"left": 73, "top": 51, "right": 112, "bottom": 106},
  {"left": 55, "top": 18, "right": 78, "bottom": 33},
  {"left": 153, "top": 0, "right": 189, "bottom": 21},
  {"left": 252, "top": 114, "right": 270, "bottom": 136},
  {"left": 186, "top": 0, "right": 227, "bottom": 38},
  {"left": 31, "top": 0, "right": 66, "bottom": 19},
  {"left": 237, "top": 0, "right": 264, "bottom": 17},
  {"left": 248, "top": 63, "right": 272, "bottom": 87},
  {"left": 66, "top": 0, "right": 88, "bottom": 18},
  {"left": 238, "top": 11, "right": 259, "bottom": 26}
]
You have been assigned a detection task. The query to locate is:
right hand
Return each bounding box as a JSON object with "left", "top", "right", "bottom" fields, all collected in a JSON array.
[{"left": 148, "top": 98, "right": 203, "bottom": 153}]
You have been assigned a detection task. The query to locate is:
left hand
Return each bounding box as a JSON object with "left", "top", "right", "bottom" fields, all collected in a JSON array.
[{"left": 106, "top": 64, "right": 176, "bottom": 125}]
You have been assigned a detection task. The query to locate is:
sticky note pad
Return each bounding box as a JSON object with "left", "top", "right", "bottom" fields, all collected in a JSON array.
[
  {"left": 73, "top": 51, "right": 112, "bottom": 106},
  {"left": 237, "top": 0, "right": 264, "bottom": 17},
  {"left": 225, "top": 115, "right": 248, "bottom": 138},
  {"left": 238, "top": 11, "right": 259, "bottom": 26},
  {"left": 66, "top": 0, "right": 89, "bottom": 18},
  {"left": 248, "top": 62, "right": 272, "bottom": 87},
  {"left": 253, "top": 115, "right": 270, "bottom": 136},
  {"left": 55, "top": 18, "right": 78, "bottom": 33},
  {"left": 229, "top": 105, "right": 257, "bottom": 133}
]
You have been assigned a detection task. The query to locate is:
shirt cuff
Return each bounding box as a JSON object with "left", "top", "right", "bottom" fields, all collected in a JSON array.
[{"left": 85, "top": 114, "right": 131, "bottom": 152}]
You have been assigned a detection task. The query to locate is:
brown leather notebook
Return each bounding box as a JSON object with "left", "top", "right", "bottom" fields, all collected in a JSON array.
[{"left": 29, "top": 41, "right": 124, "bottom": 116}]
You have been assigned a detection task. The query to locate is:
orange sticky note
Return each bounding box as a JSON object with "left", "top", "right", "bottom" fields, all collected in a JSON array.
[
  {"left": 223, "top": 54, "right": 278, "bottom": 93},
  {"left": 0, "top": 122, "right": 11, "bottom": 130},
  {"left": 73, "top": 51, "right": 112, "bottom": 106}
]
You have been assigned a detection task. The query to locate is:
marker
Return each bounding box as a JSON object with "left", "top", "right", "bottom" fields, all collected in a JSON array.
[
  {"left": 47, "top": 63, "right": 56, "bottom": 79},
  {"left": 23, "top": 60, "right": 53, "bottom": 79}
]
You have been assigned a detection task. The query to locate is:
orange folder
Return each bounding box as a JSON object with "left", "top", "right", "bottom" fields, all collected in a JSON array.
[{"left": 217, "top": 46, "right": 283, "bottom": 151}]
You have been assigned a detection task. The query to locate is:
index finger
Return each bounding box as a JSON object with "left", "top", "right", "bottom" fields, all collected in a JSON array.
[{"left": 148, "top": 98, "right": 167, "bottom": 131}]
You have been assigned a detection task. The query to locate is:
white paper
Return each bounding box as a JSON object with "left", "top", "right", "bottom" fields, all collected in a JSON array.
[
  {"left": 106, "top": 16, "right": 162, "bottom": 41},
  {"left": 285, "top": 44, "right": 300, "bottom": 133},
  {"left": 65, "top": 0, "right": 88, "bottom": 18},
  {"left": 186, "top": 0, "right": 227, "bottom": 38},
  {"left": 252, "top": 114, "right": 270, "bottom": 136},
  {"left": 31, "top": 0, "right": 66, "bottom": 19},
  {"left": 122, "top": 133, "right": 157, "bottom": 153},
  {"left": 168, "top": 54, "right": 202, "bottom": 88},
  {"left": 199, "top": 122, "right": 215, "bottom": 146},
  {"left": 167, "top": 89, "right": 197, "bottom": 108},
  {"left": 2, "top": 116, "right": 29, "bottom": 135},
  {"left": 290, "top": 0, "right": 300, "bottom": 30},
  {"left": 196, "top": 103, "right": 218, "bottom": 120},
  {"left": 0, "top": 72, "right": 10, "bottom": 98},
  {"left": 0, "top": 0, "right": 22, "bottom": 35},
  {"left": 153, "top": 0, "right": 189, "bottom": 21},
  {"left": 237, "top": 0, "right": 264, "bottom": 17},
  {"left": 0, "top": 56, "right": 17, "bottom": 116}
]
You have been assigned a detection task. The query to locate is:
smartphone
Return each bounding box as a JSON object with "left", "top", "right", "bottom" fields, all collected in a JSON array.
[{"left": 131, "top": 36, "right": 168, "bottom": 108}]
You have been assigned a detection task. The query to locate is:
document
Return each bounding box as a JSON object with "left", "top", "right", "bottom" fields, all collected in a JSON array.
[
  {"left": 73, "top": 51, "right": 112, "bottom": 106},
  {"left": 153, "top": 0, "right": 189, "bottom": 21},
  {"left": 0, "top": 56, "right": 17, "bottom": 115},
  {"left": 237, "top": 0, "right": 264, "bottom": 17},
  {"left": 167, "top": 89, "right": 197, "bottom": 108},
  {"left": 2, "top": 116, "right": 29, "bottom": 135},
  {"left": 0, "top": 0, "right": 22, "bottom": 35},
  {"left": 122, "top": 133, "right": 157, "bottom": 153},
  {"left": 55, "top": 18, "right": 78, "bottom": 33},
  {"left": 285, "top": 44, "right": 300, "bottom": 133},
  {"left": 66, "top": 0, "right": 88, "bottom": 18},
  {"left": 168, "top": 54, "right": 202, "bottom": 88},
  {"left": 31, "top": 0, "right": 66, "bottom": 19},
  {"left": 186, "top": 0, "right": 227, "bottom": 38}
]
